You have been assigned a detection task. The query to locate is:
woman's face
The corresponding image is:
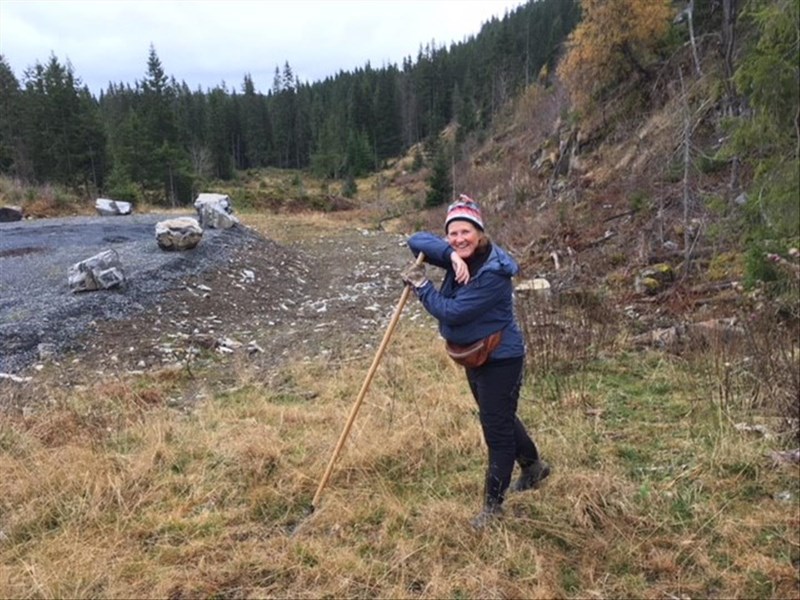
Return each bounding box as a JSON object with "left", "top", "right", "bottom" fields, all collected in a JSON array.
[{"left": 447, "top": 220, "right": 482, "bottom": 260}]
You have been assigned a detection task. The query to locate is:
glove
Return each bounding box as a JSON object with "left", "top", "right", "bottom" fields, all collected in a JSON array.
[{"left": 401, "top": 262, "right": 428, "bottom": 288}]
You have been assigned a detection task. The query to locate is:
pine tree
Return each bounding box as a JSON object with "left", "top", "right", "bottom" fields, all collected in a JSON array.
[
  {"left": 207, "top": 86, "right": 234, "bottom": 179},
  {"left": 138, "top": 45, "right": 190, "bottom": 203},
  {"left": 726, "top": 0, "right": 800, "bottom": 257},
  {"left": 373, "top": 66, "right": 403, "bottom": 162},
  {"left": 240, "top": 74, "right": 272, "bottom": 168},
  {"left": 0, "top": 55, "right": 22, "bottom": 174},
  {"left": 425, "top": 141, "right": 452, "bottom": 207},
  {"left": 19, "top": 55, "right": 106, "bottom": 188}
]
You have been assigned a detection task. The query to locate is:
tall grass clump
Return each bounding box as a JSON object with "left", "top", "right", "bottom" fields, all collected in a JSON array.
[
  {"left": 0, "top": 176, "right": 87, "bottom": 217},
  {"left": 516, "top": 285, "right": 622, "bottom": 402}
]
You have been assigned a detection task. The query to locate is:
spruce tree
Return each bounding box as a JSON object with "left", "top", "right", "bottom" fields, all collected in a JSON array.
[
  {"left": 0, "top": 55, "right": 21, "bottom": 174},
  {"left": 20, "top": 55, "right": 106, "bottom": 188},
  {"left": 425, "top": 141, "right": 452, "bottom": 207}
]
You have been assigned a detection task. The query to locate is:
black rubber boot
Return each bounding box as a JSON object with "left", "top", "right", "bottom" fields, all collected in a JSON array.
[
  {"left": 511, "top": 459, "right": 551, "bottom": 492},
  {"left": 470, "top": 500, "right": 504, "bottom": 530}
]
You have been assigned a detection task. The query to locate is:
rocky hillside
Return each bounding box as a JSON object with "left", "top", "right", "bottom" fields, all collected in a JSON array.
[{"left": 384, "top": 5, "right": 799, "bottom": 340}]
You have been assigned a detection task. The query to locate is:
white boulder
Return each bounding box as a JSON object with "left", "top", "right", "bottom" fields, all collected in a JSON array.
[
  {"left": 194, "top": 193, "right": 238, "bottom": 229},
  {"left": 516, "top": 278, "right": 552, "bottom": 297},
  {"left": 95, "top": 198, "right": 132, "bottom": 216},
  {"left": 68, "top": 249, "right": 125, "bottom": 292},
  {"left": 155, "top": 217, "right": 203, "bottom": 251}
]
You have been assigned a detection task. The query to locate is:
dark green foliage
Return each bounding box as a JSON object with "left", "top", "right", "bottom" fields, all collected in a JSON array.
[
  {"left": 1, "top": 1, "right": 580, "bottom": 196},
  {"left": 345, "top": 130, "right": 373, "bottom": 178},
  {"left": 722, "top": 0, "right": 800, "bottom": 287},
  {"left": 342, "top": 174, "right": 357, "bottom": 198},
  {"left": 411, "top": 147, "right": 425, "bottom": 172},
  {"left": 425, "top": 141, "right": 452, "bottom": 208},
  {"left": 0, "top": 55, "right": 22, "bottom": 174},
  {"left": 104, "top": 164, "right": 139, "bottom": 203},
  {"left": 17, "top": 55, "right": 108, "bottom": 190},
  {"left": 744, "top": 243, "right": 790, "bottom": 290}
]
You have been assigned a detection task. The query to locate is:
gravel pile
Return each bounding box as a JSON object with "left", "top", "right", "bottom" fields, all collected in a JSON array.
[{"left": 0, "top": 214, "right": 264, "bottom": 373}]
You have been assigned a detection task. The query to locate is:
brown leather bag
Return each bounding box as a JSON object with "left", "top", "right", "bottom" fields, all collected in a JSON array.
[{"left": 445, "top": 330, "right": 503, "bottom": 368}]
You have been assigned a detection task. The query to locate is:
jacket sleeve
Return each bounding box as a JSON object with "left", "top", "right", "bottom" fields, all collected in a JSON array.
[
  {"left": 407, "top": 232, "right": 453, "bottom": 269},
  {"left": 417, "top": 271, "right": 507, "bottom": 326}
]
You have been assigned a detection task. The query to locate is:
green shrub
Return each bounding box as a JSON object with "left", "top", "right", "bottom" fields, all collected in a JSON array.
[{"left": 342, "top": 175, "right": 357, "bottom": 199}]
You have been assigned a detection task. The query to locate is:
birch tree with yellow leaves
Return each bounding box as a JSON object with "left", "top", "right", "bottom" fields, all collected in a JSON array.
[{"left": 557, "top": 0, "right": 674, "bottom": 113}]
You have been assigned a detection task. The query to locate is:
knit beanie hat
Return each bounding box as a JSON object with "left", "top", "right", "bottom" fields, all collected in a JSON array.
[{"left": 445, "top": 195, "right": 484, "bottom": 232}]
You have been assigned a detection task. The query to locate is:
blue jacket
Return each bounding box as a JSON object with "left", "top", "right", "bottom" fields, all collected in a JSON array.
[{"left": 407, "top": 232, "right": 525, "bottom": 360}]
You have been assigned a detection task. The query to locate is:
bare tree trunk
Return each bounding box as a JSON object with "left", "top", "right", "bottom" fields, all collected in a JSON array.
[
  {"left": 451, "top": 152, "right": 456, "bottom": 202},
  {"left": 679, "top": 67, "right": 694, "bottom": 276},
  {"left": 168, "top": 164, "right": 176, "bottom": 208},
  {"left": 721, "top": 0, "right": 739, "bottom": 115},
  {"left": 687, "top": 0, "right": 703, "bottom": 76},
  {"left": 721, "top": 0, "right": 742, "bottom": 195},
  {"left": 525, "top": 17, "right": 531, "bottom": 88}
]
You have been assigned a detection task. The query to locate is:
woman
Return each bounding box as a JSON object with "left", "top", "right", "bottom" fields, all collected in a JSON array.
[{"left": 401, "top": 196, "right": 550, "bottom": 529}]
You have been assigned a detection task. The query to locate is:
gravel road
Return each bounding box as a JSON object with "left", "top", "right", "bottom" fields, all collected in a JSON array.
[{"left": 0, "top": 214, "right": 261, "bottom": 373}]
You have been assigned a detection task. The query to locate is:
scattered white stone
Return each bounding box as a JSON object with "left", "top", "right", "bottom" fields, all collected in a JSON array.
[
  {"left": 516, "top": 278, "right": 551, "bottom": 296},
  {"left": 0, "top": 372, "right": 32, "bottom": 383},
  {"left": 217, "top": 337, "right": 243, "bottom": 353},
  {"left": 734, "top": 422, "right": 773, "bottom": 439},
  {"left": 247, "top": 341, "right": 264, "bottom": 354},
  {"left": 769, "top": 448, "right": 800, "bottom": 466},
  {"left": 663, "top": 240, "right": 679, "bottom": 251},
  {"left": 37, "top": 343, "right": 56, "bottom": 359}
]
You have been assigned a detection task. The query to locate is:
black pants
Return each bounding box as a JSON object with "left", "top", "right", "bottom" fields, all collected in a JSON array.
[{"left": 466, "top": 356, "right": 539, "bottom": 505}]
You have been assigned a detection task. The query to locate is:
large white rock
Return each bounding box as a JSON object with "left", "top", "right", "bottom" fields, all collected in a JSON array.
[
  {"left": 194, "top": 193, "right": 238, "bottom": 229},
  {"left": 199, "top": 203, "right": 239, "bottom": 229},
  {"left": 516, "top": 278, "right": 552, "bottom": 296},
  {"left": 155, "top": 217, "right": 203, "bottom": 251},
  {"left": 95, "top": 198, "right": 132, "bottom": 216},
  {"left": 68, "top": 249, "right": 125, "bottom": 292},
  {"left": 194, "top": 193, "right": 232, "bottom": 212}
]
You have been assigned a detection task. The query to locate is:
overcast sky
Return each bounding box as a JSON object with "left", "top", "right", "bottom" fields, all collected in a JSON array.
[{"left": 0, "top": 0, "right": 526, "bottom": 96}]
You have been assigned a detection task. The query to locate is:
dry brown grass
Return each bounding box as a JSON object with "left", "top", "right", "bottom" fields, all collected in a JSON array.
[
  {"left": 1, "top": 308, "right": 798, "bottom": 598},
  {"left": 0, "top": 178, "right": 91, "bottom": 218}
]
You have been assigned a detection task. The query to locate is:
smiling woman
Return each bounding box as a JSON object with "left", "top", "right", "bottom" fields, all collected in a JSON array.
[{"left": 401, "top": 195, "right": 551, "bottom": 530}]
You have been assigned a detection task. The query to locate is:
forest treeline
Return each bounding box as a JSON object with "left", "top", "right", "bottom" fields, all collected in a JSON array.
[{"left": 0, "top": 0, "right": 579, "bottom": 206}]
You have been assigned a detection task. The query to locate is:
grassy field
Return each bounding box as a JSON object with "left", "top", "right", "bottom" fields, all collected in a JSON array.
[
  {"left": 1, "top": 175, "right": 797, "bottom": 598},
  {"left": 1, "top": 305, "right": 797, "bottom": 598}
]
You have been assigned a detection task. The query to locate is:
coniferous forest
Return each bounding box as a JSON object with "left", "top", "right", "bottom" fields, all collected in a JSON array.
[{"left": 0, "top": 0, "right": 579, "bottom": 206}]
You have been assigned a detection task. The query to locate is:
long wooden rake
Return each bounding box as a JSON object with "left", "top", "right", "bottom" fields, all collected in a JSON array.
[{"left": 309, "top": 252, "right": 425, "bottom": 513}]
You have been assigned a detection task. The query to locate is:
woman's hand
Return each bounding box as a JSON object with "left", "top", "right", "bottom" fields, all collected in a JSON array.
[{"left": 451, "top": 251, "right": 470, "bottom": 285}]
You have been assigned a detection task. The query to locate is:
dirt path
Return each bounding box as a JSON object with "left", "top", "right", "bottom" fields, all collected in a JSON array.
[{"left": 29, "top": 214, "right": 424, "bottom": 387}]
